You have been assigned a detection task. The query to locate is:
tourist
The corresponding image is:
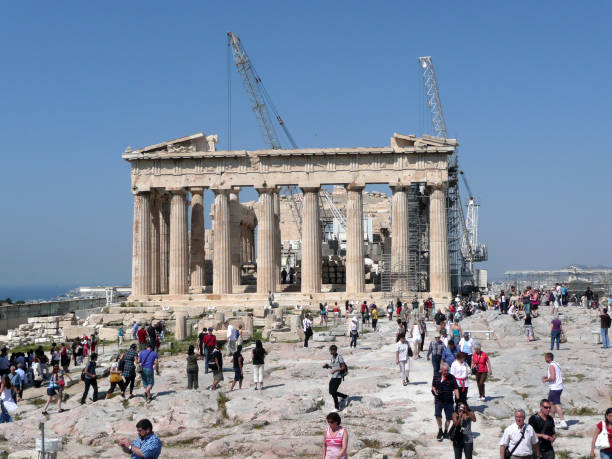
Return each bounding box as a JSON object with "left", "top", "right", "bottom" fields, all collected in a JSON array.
[
  {"left": 236, "top": 324, "right": 244, "bottom": 346},
  {"left": 395, "top": 333, "right": 411, "bottom": 385},
  {"left": 542, "top": 352, "right": 567, "bottom": 429},
  {"left": 450, "top": 319, "right": 462, "bottom": 345},
  {"left": 209, "top": 342, "right": 224, "bottom": 391},
  {"left": 431, "top": 362, "right": 460, "bottom": 441},
  {"left": 155, "top": 321, "right": 164, "bottom": 341},
  {"left": 281, "top": 267, "right": 287, "bottom": 284},
  {"left": 105, "top": 360, "right": 126, "bottom": 399},
  {"left": 387, "top": 301, "right": 394, "bottom": 321},
  {"left": 71, "top": 339, "right": 79, "bottom": 366},
  {"left": 137, "top": 344, "right": 159, "bottom": 402},
  {"left": 120, "top": 343, "right": 138, "bottom": 399},
  {"left": 118, "top": 326, "right": 125, "bottom": 345},
  {"left": 15, "top": 364, "right": 26, "bottom": 389},
  {"left": 131, "top": 321, "right": 138, "bottom": 341},
  {"left": 324, "top": 344, "right": 348, "bottom": 412},
  {"left": 441, "top": 339, "right": 458, "bottom": 367},
  {"left": 8, "top": 367, "right": 22, "bottom": 402},
  {"left": 80, "top": 352, "right": 98, "bottom": 405},
  {"left": 524, "top": 313, "right": 535, "bottom": 342},
  {"left": 531, "top": 288, "right": 540, "bottom": 317},
  {"left": 146, "top": 323, "right": 156, "bottom": 350},
  {"left": 451, "top": 352, "right": 470, "bottom": 404},
  {"left": 395, "top": 319, "right": 405, "bottom": 342},
  {"left": 435, "top": 308, "right": 446, "bottom": 328},
  {"left": 321, "top": 303, "right": 329, "bottom": 326},
  {"left": 349, "top": 317, "right": 359, "bottom": 348},
  {"left": 203, "top": 327, "right": 216, "bottom": 373},
  {"left": 470, "top": 342, "right": 492, "bottom": 401},
  {"left": 528, "top": 399, "right": 557, "bottom": 459},
  {"left": 410, "top": 320, "right": 422, "bottom": 359},
  {"left": 550, "top": 315, "right": 563, "bottom": 351},
  {"left": 333, "top": 302, "right": 340, "bottom": 326},
  {"left": 451, "top": 401, "right": 476, "bottom": 459},
  {"left": 252, "top": 340, "right": 266, "bottom": 390},
  {"left": 499, "top": 290, "right": 508, "bottom": 314},
  {"left": 60, "top": 342, "right": 70, "bottom": 372},
  {"left": 499, "top": 409, "right": 540, "bottom": 458},
  {"left": 225, "top": 321, "right": 237, "bottom": 356},
  {"left": 90, "top": 332, "right": 98, "bottom": 354},
  {"left": 303, "top": 314, "right": 313, "bottom": 348},
  {"left": 599, "top": 308, "right": 611, "bottom": 349},
  {"left": 230, "top": 344, "right": 244, "bottom": 391},
  {"left": 49, "top": 343, "right": 59, "bottom": 367},
  {"left": 41, "top": 365, "right": 64, "bottom": 414},
  {"left": 589, "top": 407, "right": 612, "bottom": 458},
  {"left": 400, "top": 303, "right": 410, "bottom": 331},
  {"left": 32, "top": 356, "right": 43, "bottom": 388},
  {"left": 186, "top": 345, "right": 199, "bottom": 390},
  {"left": 0, "top": 351, "right": 9, "bottom": 379},
  {"left": 427, "top": 333, "right": 446, "bottom": 374},
  {"left": 322, "top": 411, "right": 348, "bottom": 459},
  {"left": 419, "top": 317, "right": 428, "bottom": 352},
  {"left": 458, "top": 333, "right": 474, "bottom": 367},
  {"left": 137, "top": 325, "right": 147, "bottom": 351},
  {"left": 197, "top": 327, "right": 207, "bottom": 356},
  {"left": 360, "top": 301, "right": 367, "bottom": 325},
  {"left": 118, "top": 418, "right": 162, "bottom": 459},
  {"left": 268, "top": 291, "right": 275, "bottom": 309}
]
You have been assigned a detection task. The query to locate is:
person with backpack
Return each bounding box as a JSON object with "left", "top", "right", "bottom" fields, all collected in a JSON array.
[
  {"left": 324, "top": 345, "right": 348, "bottom": 412},
  {"left": 80, "top": 353, "right": 99, "bottom": 405}
]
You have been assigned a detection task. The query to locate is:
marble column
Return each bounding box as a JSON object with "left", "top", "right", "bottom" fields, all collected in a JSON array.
[
  {"left": 169, "top": 190, "right": 189, "bottom": 295},
  {"left": 273, "top": 190, "right": 281, "bottom": 284},
  {"left": 346, "top": 185, "right": 365, "bottom": 294},
  {"left": 131, "top": 191, "right": 152, "bottom": 296},
  {"left": 301, "top": 187, "right": 321, "bottom": 293},
  {"left": 429, "top": 184, "right": 451, "bottom": 297},
  {"left": 150, "top": 193, "right": 160, "bottom": 294},
  {"left": 189, "top": 188, "right": 205, "bottom": 292},
  {"left": 213, "top": 189, "right": 232, "bottom": 294},
  {"left": 229, "top": 190, "right": 242, "bottom": 288},
  {"left": 391, "top": 186, "right": 410, "bottom": 292},
  {"left": 159, "top": 195, "right": 170, "bottom": 294},
  {"left": 256, "top": 188, "right": 276, "bottom": 294}
]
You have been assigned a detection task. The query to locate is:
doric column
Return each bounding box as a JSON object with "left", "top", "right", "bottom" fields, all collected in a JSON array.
[
  {"left": 301, "top": 187, "right": 321, "bottom": 293},
  {"left": 189, "top": 188, "right": 205, "bottom": 292},
  {"left": 429, "top": 183, "right": 451, "bottom": 297},
  {"left": 213, "top": 189, "right": 232, "bottom": 294},
  {"left": 229, "top": 190, "right": 242, "bottom": 288},
  {"left": 169, "top": 189, "right": 189, "bottom": 295},
  {"left": 256, "top": 188, "right": 276, "bottom": 294},
  {"left": 240, "top": 224, "right": 248, "bottom": 263},
  {"left": 150, "top": 193, "right": 160, "bottom": 295},
  {"left": 391, "top": 186, "right": 410, "bottom": 292},
  {"left": 273, "top": 190, "right": 281, "bottom": 283},
  {"left": 131, "top": 191, "right": 152, "bottom": 297},
  {"left": 159, "top": 194, "right": 170, "bottom": 294},
  {"left": 346, "top": 184, "right": 365, "bottom": 294}
]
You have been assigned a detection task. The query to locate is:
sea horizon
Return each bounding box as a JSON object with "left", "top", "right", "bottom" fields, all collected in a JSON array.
[{"left": 0, "top": 284, "right": 128, "bottom": 303}]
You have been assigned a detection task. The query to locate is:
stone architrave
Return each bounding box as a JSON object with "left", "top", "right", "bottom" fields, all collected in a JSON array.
[
  {"left": 159, "top": 195, "right": 170, "bottom": 294},
  {"left": 190, "top": 188, "right": 205, "bottom": 292},
  {"left": 429, "top": 183, "right": 451, "bottom": 298},
  {"left": 391, "top": 186, "right": 410, "bottom": 292},
  {"left": 229, "top": 190, "right": 242, "bottom": 288},
  {"left": 301, "top": 187, "right": 321, "bottom": 293},
  {"left": 169, "top": 190, "right": 189, "bottom": 295},
  {"left": 131, "top": 192, "right": 152, "bottom": 296},
  {"left": 346, "top": 184, "right": 365, "bottom": 294},
  {"left": 213, "top": 189, "right": 232, "bottom": 294},
  {"left": 256, "top": 188, "right": 276, "bottom": 294},
  {"left": 150, "top": 193, "right": 160, "bottom": 294}
]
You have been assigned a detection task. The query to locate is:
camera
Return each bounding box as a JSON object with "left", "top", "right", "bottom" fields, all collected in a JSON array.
[{"left": 323, "top": 364, "right": 330, "bottom": 369}]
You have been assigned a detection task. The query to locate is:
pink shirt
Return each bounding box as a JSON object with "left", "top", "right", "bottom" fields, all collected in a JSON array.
[{"left": 324, "top": 426, "right": 347, "bottom": 459}]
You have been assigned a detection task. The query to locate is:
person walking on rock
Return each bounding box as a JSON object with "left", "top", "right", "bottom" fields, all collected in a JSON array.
[
  {"left": 322, "top": 411, "right": 348, "bottom": 459},
  {"left": 395, "top": 334, "right": 411, "bottom": 385},
  {"left": 458, "top": 333, "right": 474, "bottom": 367},
  {"left": 550, "top": 316, "right": 563, "bottom": 351},
  {"left": 599, "top": 308, "right": 611, "bottom": 349},
  {"left": 137, "top": 325, "right": 147, "bottom": 351},
  {"left": 451, "top": 401, "right": 476, "bottom": 459},
  {"left": 499, "top": 409, "right": 540, "bottom": 459},
  {"left": 106, "top": 360, "right": 126, "bottom": 399},
  {"left": 42, "top": 365, "right": 65, "bottom": 414},
  {"left": 589, "top": 407, "right": 612, "bottom": 459},
  {"left": 410, "top": 320, "right": 422, "bottom": 359},
  {"left": 529, "top": 399, "right": 557, "bottom": 459},
  {"left": 137, "top": 344, "right": 159, "bottom": 403},
  {"left": 471, "top": 342, "right": 492, "bottom": 401},
  {"left": 252, "top": 340, "right": 266, "bottom": 390},
  {"left": 427, "top": 333, "right": 446, "bottom": 375},
  {"left": 230, "top": 344, "right": 244, "bottom": 391},
  {"left": 325, "top": 345, "right": 348, "bottom": 412},
  {"left": 186, "top": 345, "right": 199, "bottom": 390},
  {"left": 120, "top": 344, "right": 138, "bottom": 399},
  {"left": 432, "top": 362, "right": 459, "bottom": 441},
  {"left": 203, "top": 327, "right": 216, "bottom": 374},
  {"left": 225, "top": 322, "right": 237, "bottom": 357},
  {"left": 131, "top": 321, "right": 138, "bottom": 341},
  {"left": 80, "top": 353, "right": 98, "bottom": 405},
  {"left": 209, "top": 342, "right": 224, "bottom": 391},
  {"left": 118, "top": 418, "right": 162, "bottom": 459},
  {"left": 349, "top": 317, "right": 359, "bottom": 348},
  {"left": 303, "top": 315, "right": 313, "bottom": 348},
  {"left": 371, "top": 306, "right": 378, "bottom": 331},
  {"left": 451, "top": 352, "right": 471, "bottom": 404},
  {"left": 542, "top": 353, "right": 567, "bottom": 429}
]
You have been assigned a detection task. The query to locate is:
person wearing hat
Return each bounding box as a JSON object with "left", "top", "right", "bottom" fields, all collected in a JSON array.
[
  {"left": 202, "top": 327, "right": 216, "bottom": 373},
  {"left": 427, "top": 333, "right": 446, "bottom": 374}
]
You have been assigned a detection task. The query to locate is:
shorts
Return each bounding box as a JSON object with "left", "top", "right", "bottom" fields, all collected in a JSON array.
[
  {"left": 412, "top": 337, "right": 421, "bottom": 345},
  {"left": 141, "top": 368, "right": 155, "bottom": 388},
  {"left": 548, "top": 389, "right": 562, "bottom": 405},
  {"left": 213, "top": 370, "right": 224, "bottom": 382},
  {"left": 234, "top": 369, "right": 243, "bottom": 382},
  {"left": 46, "top": 388, "right": 57, "bottom": 396},
  {"left": 434, "top": 401, "right": 454, "bottom": 419}
]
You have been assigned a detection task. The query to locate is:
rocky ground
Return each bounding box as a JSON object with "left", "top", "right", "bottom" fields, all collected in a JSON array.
[{"left": 0, "top": 305, "right": 609, "bottom": 458}]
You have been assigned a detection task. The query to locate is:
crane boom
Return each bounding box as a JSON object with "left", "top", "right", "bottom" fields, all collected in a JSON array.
[{"left": 418, "top": 56, "right": 448, "bottom": 139}]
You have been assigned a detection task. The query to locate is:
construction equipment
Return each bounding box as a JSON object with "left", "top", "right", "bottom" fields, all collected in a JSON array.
[
  {"left": 418, "top": 56, "right": 487, "bottom": 293},
  {"left": 227, "top": 31, "right": 346, "bottom": 238}
]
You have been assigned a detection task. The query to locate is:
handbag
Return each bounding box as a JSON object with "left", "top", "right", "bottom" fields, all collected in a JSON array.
[
  {"left": 504, "top": 426, "right": 526, "bottom": 459},
  {"left": 595, "top": 422, "right": 611, "bottom": 449}
]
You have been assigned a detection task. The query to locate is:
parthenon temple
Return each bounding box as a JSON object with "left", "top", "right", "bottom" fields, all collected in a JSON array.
[{"left": 123, "top": 132, "right": 457, "bottom": 307}]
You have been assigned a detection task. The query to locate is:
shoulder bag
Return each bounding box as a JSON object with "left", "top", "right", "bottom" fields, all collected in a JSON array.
[
  {"left": 136, "top": 350, "right": 152, "bottom": 374},
  {"left": 504, "top": 426, "right": 526, "bottom": 459},
  {"left": 595, "top": 422, "right": 611, "bottom": 449}
]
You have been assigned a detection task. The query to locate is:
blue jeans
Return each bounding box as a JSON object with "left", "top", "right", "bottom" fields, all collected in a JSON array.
[
  {"left": 524, "top": 302, "right": 531, "bottom": 315},
  {"left": 204, "top": 348, "right": 211, "bottom": 373},
  {"left": 550, "top": 330, "right": 561, "bottom": 350},
  {"left": 600, "top": 451, "right": 612, "bottom": 459},
  {"left": 602, "top": 328, "right": 610, "bottom": 348}
]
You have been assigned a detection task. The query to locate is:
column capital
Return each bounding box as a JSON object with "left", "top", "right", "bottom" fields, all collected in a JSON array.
[
  {"left": 189, "top": 187, "right": 205, "bottom": 194},
  {"left": 168, "top": 187, "right": 188, "bottom": 195},
  {"left": 428, "top": 182, "right": 448, "bottom": 192},
  {"left": 211, "top": 188, "right": 231, "bottom": 196},
  {"left": 299, "top": 186, "right": 321, "bottom": 193},
  {"left": 345, "top": 183, "right": 365, "bottom": 192},
  {"left": 389, "top": 183, "right": 411, "bottom": 192},
  {"left": 131, "top": 189, "right": 151, "bottom": 196},
  {"left": 255, "top": 186, "right": 275, "bottom": 194}
]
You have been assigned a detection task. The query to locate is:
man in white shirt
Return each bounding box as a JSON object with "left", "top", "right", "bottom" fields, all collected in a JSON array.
[
  {"left": 499, "top": 409, "right": 540, "bottom": 459},
  {"left": 395, "top": 334, "right": 410, "bottom": 385},
  {"left": 542, "top": 352, "right": 567, "bottom": 429},
  {"left": 302, "top": 315, "right": 313, "bottom": 348},
  {"left": 225, "top": 322, "right": 236, "bottom": 356},
  {"left": 458, "top": 333, "right": 474, "bottom": 366}
]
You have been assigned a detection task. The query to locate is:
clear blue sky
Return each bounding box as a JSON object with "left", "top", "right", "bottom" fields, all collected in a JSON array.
[{"left": 1, "top": 1, "right": 610, "bottom": 289}]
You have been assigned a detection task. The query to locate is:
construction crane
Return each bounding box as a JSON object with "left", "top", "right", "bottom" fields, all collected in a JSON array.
[
  {"left": 227, "top": 31, "right": 347, "bottom": 238},
  {"left": 418, "top": 56, "right": 487, "bottom": 291}
]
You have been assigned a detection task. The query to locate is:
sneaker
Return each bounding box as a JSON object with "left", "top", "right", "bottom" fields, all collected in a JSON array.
[
  {"left": 558, "top": 420, "right": 568, "bottom": 429},
  {"left": 443, "top": 431, "right": 448, "bottom": 439},
  {"left": 403, "top": 380, "right": 408, "bottom": 386},
  {"left": 436, "top": 430, "right": 444, "bottom": 441},
  {"left": 254, "top": 386, "right": 258, "bottom": 391}
]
